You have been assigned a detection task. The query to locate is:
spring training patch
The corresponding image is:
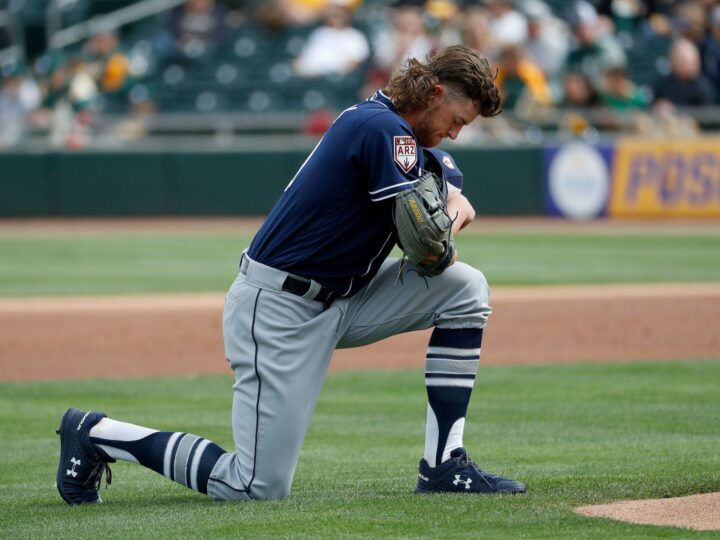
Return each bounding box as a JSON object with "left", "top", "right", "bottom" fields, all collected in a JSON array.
[{"left": 394, "top": 136, "right": 417, "bottom": 173}]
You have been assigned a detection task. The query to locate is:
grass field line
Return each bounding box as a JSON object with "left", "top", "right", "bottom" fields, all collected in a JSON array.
[
  {"left": 1, "top": 362, "right": 719, "bottom": 538},
  {"left": 1, "top": 282, "right": 719, "bottom": 312},
  {"left": 2, "top": 217, "right": 720, "bottom": 236}
]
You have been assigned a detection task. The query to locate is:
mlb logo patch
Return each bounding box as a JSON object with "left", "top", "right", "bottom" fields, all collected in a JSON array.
[
  {"left": 394, "top": 136, "right": 417, "bottom": 173},
  {"left": 442, "top": 155, "right": 455, "bottom": 169}
]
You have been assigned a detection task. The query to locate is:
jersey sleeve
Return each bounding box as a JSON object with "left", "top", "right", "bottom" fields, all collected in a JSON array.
[
  {"left": 423, "top": 147, "right": 464, "bottom": 193},
  {"left": 439, "top": 151, "right": 463, "bottom": 193},
  {"left": 359, "top": 113, "right": 421, "bottom": 202}
]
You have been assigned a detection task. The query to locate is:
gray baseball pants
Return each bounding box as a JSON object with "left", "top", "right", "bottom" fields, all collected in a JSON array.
[{"left": 207, "top": 253, "right": 491, "bottom": 500}]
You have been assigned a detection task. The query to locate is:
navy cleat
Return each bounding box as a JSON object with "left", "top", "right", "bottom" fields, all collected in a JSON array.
[
  {"left": 56, "top": 407, "right": 114, "bottom": 505},
  {"left": 415, "top": 447, "right": 526, "bottom": 494}
]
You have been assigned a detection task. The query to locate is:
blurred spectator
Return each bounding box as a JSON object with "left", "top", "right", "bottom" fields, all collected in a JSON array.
[
  {"left": 496, "top": 45, "right": 552, "bottom": 109},
  {"left": 83, "top": 30, "right": 154, "bottom": 115},
  {"left": 66, "top": 57, "right": 99, "bottom": 112},
  {"left": 256, "top": 0, "right": 362, "bottom": 31},
  {"left": 0, "top": 64, "right": 40, "bottom": 147},
  {"left": 700, "top": 5, "right": 720, "bottom": 95},
  {"left": 562, "top": 71, "right": 600, "bottom": 107},
  {"left": 294, "top": 3, "right": 370, "bottom": 77},
  {"left": 34, "top": 53, "right": 97, "bottom": 114},
  {"left": 84, "top": 31, "right": 131, "bottom": 94},
  {"left": 559, "top": 69, "right": 600, "bottom": 137},
  {"left": 653, "top": 38, "right": 716, "bottom": 110},
  {"left": 426, "top": 0, "right": 463, "bottom": 48},
  {"left": 460, "top": 0, "right": 527, "bottom": 58},
  {"left": 485, "top": 0, "right": 528, "bottom": 49},
  {"left": 283, "top": 0, "right": 332, "bottom": 25},
  {"left": 522, "top": 0, "right": 570, "bottom": 92},
  {"left": 33, "top": 55, "right": 98, "bottom": 148},
  {"left": 596, "top": 0, "right": 676, "bottom": 18},
  {"left": 39, "top": 61, "right": 68, "bottom": 107},
  {"left": 461, "top": 3, "right": 494, "bottom": 56},
  {"left": 254, "top": 0, "right": 314, "bottom": 31},
  {"left": 639, "top": 1, "right": 677, "bottom": 37},
  {"left": 223, "top": 0, "right": 248, "bottom": 28},
  {"left": 372, "top": 0, "right": 437, "bottom": 74},
  {"left": 600, "top": 66, "right": 649, "bottom": 109},
  {"left": 565, "top": 1, "right": 627, "bottom": 90},
  {"left": 673, "top": 2, "right": 707, "bottom": 47},
  {"left": 164, "top": 0, "right": 227, "bottom": 60},
  {"left": 59, "top": 58, "right": 98, "bottom": 148},
  {"left": 594, "top": 0, "right": 654, "bottom": 33},
  {"left": 0, "top": 80, "right": 27, "bottom": 148}
]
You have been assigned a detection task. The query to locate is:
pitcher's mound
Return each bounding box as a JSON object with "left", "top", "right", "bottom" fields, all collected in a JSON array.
[{"left": 575, "top": 492, "right": 720, "bottom": 531}]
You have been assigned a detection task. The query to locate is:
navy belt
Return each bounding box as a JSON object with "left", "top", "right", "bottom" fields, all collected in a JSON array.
[{"left": 282, "top": 275, "right": 336, "bottom": 306}]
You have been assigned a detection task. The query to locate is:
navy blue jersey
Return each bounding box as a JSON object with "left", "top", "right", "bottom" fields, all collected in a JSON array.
[
  {"left": 248, "top": 90, "right": 462, "bottom": 297},
  {"left": 424, "top": 147, "right": 463, "bottom": 192}
]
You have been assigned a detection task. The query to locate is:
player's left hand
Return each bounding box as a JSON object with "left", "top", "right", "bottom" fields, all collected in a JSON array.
[
  {"left": 419, "top": 192, "right": 468, "bottom": 267},
  {"left": 421, "top": 248, "right": 458, "bottom": 267},
  {"left": 447, "top": 191, "right": 475, "bottom": 236}
]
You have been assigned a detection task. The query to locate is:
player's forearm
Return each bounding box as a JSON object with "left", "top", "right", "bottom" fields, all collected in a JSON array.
[{"left": 447, "top": 192, "right": 475, "bottom": 235}]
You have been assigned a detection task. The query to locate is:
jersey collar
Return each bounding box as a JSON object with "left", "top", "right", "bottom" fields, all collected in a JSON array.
[{"left": 369, "top": 90, "right": 399, "bottom": 114}]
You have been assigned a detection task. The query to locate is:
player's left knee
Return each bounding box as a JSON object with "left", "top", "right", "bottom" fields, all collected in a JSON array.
[
  {"left": 466, "top": 267, "right": 491, "bottom": 318},
  {"left": 436, "top": 263, "right": 491, "bottom": 326},
  {"left": 454, "top": 263, "right": 490, "bottom": 304},
  {"left": 470, "top": 266, "right": 490, "bottom": 298}
]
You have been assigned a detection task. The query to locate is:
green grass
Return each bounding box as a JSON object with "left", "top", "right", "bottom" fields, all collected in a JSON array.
[
  {"left": 0, "top": 234, "right": 253, "bottom": 296},
  {"left": 1, "top": 361, "right": 719, "bottom": 538},
  {"left": 0, "top": 232, "right": 718, "bottom": 296}
]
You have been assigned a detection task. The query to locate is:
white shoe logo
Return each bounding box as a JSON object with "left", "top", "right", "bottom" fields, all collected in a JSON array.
[
  {"left": 453, "top": 474, "right": 472, "bottom": 489},
  {"left": 67, "top": 457, "right": 81, "bottom": 478}
]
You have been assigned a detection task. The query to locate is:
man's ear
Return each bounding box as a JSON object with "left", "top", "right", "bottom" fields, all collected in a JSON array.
[{"left": 429, "top": 84, "right": 446, "bottom": 105}]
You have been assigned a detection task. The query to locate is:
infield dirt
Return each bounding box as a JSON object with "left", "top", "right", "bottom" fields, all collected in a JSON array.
[
  {"left": 1, "top": 282, "right": 718, "bottom": 382},
  {"left": 2, "top": 218, "right": 719, "bottom": 380}
]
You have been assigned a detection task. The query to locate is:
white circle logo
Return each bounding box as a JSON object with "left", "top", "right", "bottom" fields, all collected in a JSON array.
[{"left": 548, "top": 143, "right": 609, "bottom": 220}]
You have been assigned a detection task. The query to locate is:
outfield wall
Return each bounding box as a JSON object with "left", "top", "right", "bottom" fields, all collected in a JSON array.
[
  {"left": 0, "top": 146, "right": 542, "bottom": 217},
  {"left": 2, "top": 138, "right": 719, "bottom": 217}
]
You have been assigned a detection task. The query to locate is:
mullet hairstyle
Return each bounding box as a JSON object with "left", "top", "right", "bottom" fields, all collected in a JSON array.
[{"left": 385, "top": 45, "right": 502, "bottom": 118}]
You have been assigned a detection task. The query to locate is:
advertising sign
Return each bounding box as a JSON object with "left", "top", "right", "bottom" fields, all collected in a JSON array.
[{"left": 609, "top": 138, "right": 720, "bottom": 217}]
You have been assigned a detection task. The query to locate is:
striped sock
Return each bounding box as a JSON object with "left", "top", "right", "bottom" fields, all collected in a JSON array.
[
  {"left": 89, "top": 418, "right": 227, "bottom": 494},
  {"left": 424, "top": 327, "right": 483, "bottom": 468}
]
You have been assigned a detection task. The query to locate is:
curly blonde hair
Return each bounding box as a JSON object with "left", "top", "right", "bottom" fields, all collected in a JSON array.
[{"left": 385, "top": 45, "right": 502, "bottom": 118}]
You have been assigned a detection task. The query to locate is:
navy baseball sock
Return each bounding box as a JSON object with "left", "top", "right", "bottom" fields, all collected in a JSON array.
[
  {"left": 89, "top": 419, "right": 227, "bottom": 494},
  {"left": 423, "top": 327, "right": 483, "bottom": 468}
]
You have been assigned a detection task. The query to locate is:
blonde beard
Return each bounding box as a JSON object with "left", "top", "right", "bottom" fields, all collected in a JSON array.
[{"left": 413, "top": 104, "right": 442, "bottom": 148}]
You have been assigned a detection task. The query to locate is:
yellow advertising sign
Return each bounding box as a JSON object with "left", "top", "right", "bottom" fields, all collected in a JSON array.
[{"left": 610, "top": 138, "right": 720, "bottom": 217}]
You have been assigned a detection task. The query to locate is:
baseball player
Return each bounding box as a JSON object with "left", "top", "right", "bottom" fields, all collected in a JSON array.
[{"left": 56, "top": 45, "right": 526, "bottom": 505}]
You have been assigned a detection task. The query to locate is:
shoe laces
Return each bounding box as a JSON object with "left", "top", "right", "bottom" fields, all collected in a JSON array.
[
  {"left": 83, "top": 460, "right": 112, "bottom": 491},
  {"left": 458, "top": 454, "right": 496, "bottom": 489}
]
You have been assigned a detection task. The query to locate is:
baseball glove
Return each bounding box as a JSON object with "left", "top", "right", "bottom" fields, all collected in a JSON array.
[{"left": 393, "top": 171, "right": 455, "bottom": 278}]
